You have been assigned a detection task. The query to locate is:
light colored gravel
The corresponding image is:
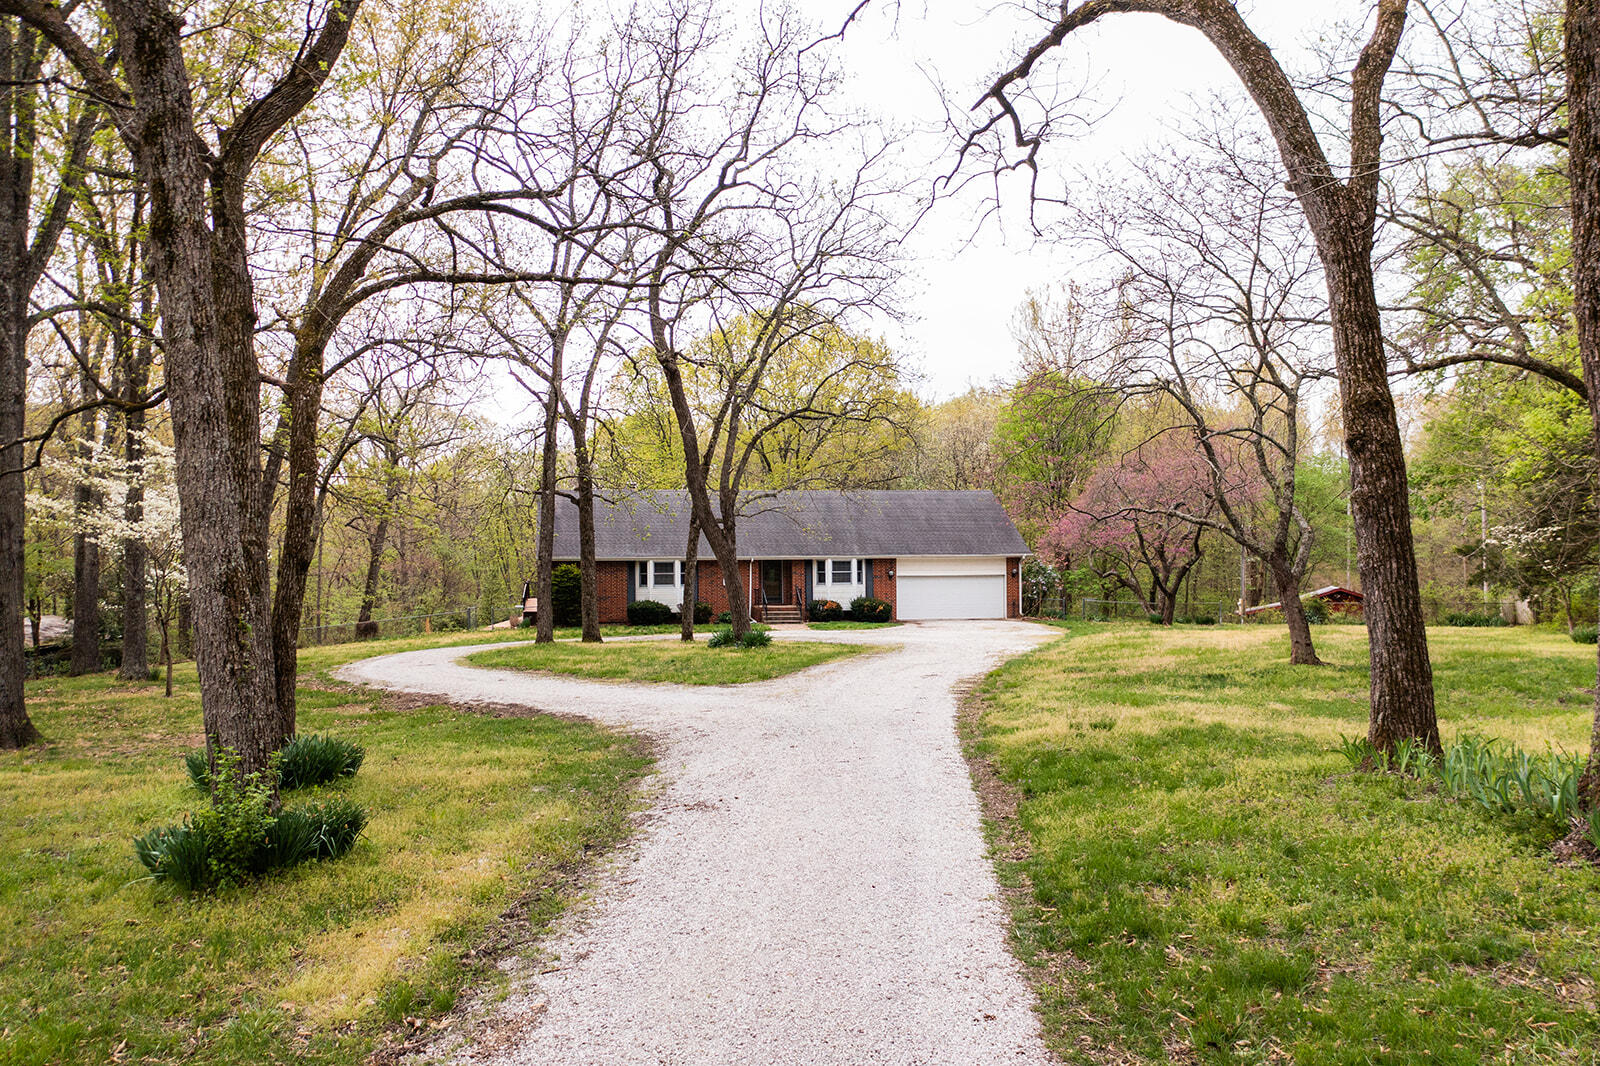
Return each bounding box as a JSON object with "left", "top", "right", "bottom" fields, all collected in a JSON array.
[{"left": 337, "top": 621, "right": 1057, "bottom": 1065}]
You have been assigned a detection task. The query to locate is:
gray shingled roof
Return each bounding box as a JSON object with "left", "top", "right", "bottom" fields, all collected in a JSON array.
[{"left": 551, "top": 490, "right": 1029, "bottom": 560}]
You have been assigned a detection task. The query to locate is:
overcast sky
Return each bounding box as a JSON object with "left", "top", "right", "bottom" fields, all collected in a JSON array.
[
  {"left": 487, "top": 1, "right": 1367, "bottom": 422},
  {"left": 822, "top": 0, "right": 1365, "bottom": 400}
]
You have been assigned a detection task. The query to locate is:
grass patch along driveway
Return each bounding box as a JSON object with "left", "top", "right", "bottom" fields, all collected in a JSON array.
[
  {"left": 0, "top": 637, "right": 651, "bottom": 1066},
  {"left": 969, "top": 621, "right": 1600, "bottom": 1065},
  {"left": 466, "top": 636, "right": 868, "bottom": 685}
]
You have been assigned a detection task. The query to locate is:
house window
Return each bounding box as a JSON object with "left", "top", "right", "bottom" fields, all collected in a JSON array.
[
  {"left": 814, "top": 558, "right": 863, "bottom": 586},
  {"left": 651, "top": 560, "right": 679, "bottom": 587}
]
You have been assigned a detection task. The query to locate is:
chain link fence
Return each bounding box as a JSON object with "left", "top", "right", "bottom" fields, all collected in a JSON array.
[{"left": 298, "top": 603, "right": 517, "bottom": 647}]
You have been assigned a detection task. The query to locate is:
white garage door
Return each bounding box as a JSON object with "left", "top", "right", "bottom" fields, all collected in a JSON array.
[{"left": 897, "top": 575, "right": 1006, "bottom": 619}]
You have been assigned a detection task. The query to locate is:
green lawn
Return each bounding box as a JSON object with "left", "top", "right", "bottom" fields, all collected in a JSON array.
[
  {"left": 0, "top": 638, "right": 652, "bottom": 1066},
  {"left": 466, "top": 637, "right": 868, "bottom": 685},
  {"left": 970, "top": 622, "right": 1600, "bottom": 1066},
  {"left": 806, "top": 620, "right": 902, "bottom": 631},
  {"left": 293, "top": 623, "right": 680, "bottom": 680}
]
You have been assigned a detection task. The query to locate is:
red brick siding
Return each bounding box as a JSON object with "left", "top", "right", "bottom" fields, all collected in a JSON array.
[
  {"left": 871, "top": 558, "right": 898, "bottom": 620},
  {"left": 789, "top": 561, "right": 807, "bottom": 620},
  {"left": 596, "top": 557, "right": 953, "bottom": 623},
  {"left": 1007, "top": 556, "right": 1021, "bottom": 618},
  {"left": 596, "top": 561, "right": 633, "bottom": 624},
  {"left": 694, "top": 560, "right": 731, "bottom": 615}
]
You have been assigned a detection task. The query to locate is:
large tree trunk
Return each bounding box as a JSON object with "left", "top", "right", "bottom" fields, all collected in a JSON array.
[
  {"left": 0, "top": 315, "right": 36, "bottom": 747},
  {"left": 1206, "top": 0, "right": 1435, "bottom": 751},
  {"left": 571, "top": 423, "right": 602, "bottom": 643},
  {"left": 70, "top": 389, "right": 101, "bottom": 676},
  {"left": 267, "top": 335, "right": 328, "bottom": 736},
  {"left": 533, "top": 343, "right": 563, "bottom": 644},
  {"left": 702, "top": 511, "right": 749, "bottom": 637},
  {"left": 70, "top": 525, "right": 99, "bottom": 674},
  {"left": 1269, "top": 556, "right": 1322, "bottom": 666},
  {"left": 1566, "top": 0, "right": 1600, "bottom": 805},
  {"left": 652, "top": 349, "right": 750, "bottom": 638},
  {"left": 1320, "top": 237, "right": 1437, "bottom": 750},
  {"left": 680, "top": 511, "right": 700, "bottom": 642},
  {"left": 117, "top": 318, "right": 154, "bottom": 680}
]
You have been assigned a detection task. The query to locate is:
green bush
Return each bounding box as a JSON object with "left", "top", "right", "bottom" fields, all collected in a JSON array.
[
  {"left": 808, "top": 599, "right": 843, "bottom": 622},
  {"left": 626, "top": 599, "right": 675, "bottom": 626},
  {"left": 190, "top": 750, "right": 275, "bottom": 890},
  {"left": 1146, "top": 613, "right": 1165, "bottom": 625},
  {"left": 1443, "top": 611, "right": 1505, "bottom": 627},
  {"left": 849, "top": 597, "right": 892, "bottom": 623},
  {"left": 739, "top": 629, "right": 773, "bottom": 648},
  {"left": 551, "top": 564, "right": 582, "bottom": 627},
  {"left": 707, "top": 626, "right": 737, "bottom": 648},
  {"left": 715, "top": 610, "right": 731, "bottom": 625},
  {"left": 432, "top": 613, "right": 465, "bottom": 633},
  {"left": 1572, "top": 625, "right": 1598, "bottom": 645},
  {"left": 1301, "top": 598, "right": 1330, "bottom": 625},
  {"left": 694, "top": 602, "right": 713, "bottom": 624},
  {"left": 187, "top": 734, "right": 364, "bottom": 793}
]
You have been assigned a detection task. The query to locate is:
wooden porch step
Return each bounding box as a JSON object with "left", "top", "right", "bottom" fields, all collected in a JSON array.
[{"left": 761, "top": 604, "right": 802, "bottom": 623}]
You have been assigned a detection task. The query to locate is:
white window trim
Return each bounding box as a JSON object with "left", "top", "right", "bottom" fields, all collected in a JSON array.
[
  {"left": 814, "top": 557, "right": 866, "bottom": 588},
  {"left": 637, "top": 560, "right": 683, "bottom": 588}
]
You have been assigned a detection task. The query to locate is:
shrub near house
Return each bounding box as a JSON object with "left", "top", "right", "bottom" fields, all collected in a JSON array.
[{"left": 808, "top": 599, "right": 844, "bottom": 622}]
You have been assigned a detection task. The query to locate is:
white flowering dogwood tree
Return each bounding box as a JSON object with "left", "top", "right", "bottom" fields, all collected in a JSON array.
[{"left": 32, "top": 436, "right": 185, "bottom": 695}]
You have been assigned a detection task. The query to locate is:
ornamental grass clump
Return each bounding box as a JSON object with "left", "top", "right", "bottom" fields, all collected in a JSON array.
[
  {"left": 140, "top": 749, "right": 368, "bottom": 893},
  {"left": 1337, "top": 732, "right": 1589, "bottom": 833},
  {"left": 707, "top": 626, "right": 774, "bottom": 649},
  {"left": 186, "top": 733, "right": 364, "bottom": 793}
]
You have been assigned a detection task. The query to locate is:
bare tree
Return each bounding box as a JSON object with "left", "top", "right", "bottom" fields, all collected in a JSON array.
[
  {"left": 624, "top": 6, "right": 904, "bottom": 638},
  {"left": 964, "top": 0, "right": 1438, "bottom": 751},
  {"left": 1075, "top": 128, "right": 1333, "bottom": 664},
  {"left": 254, "top": 1, "right": 587, "bottom": 738}
]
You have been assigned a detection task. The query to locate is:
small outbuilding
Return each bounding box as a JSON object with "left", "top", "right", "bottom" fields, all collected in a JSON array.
[{"left": 1242, "top": 585, "right": 1364, "bottom": 617}]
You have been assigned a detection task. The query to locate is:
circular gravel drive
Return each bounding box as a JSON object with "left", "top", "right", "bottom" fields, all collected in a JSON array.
[{"left": 338, "top": 621, "right": 1057, "bottom": 1065}]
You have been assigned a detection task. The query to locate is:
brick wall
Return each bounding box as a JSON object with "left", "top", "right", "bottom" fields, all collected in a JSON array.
[
  {"left": 871, "top": 558, "right": 898, "bottom": 620},
  {"left": 789, "top": 561, "right": 807, "bottom": 620},
  {"left": 695, "top": 560, "right": 730, "bottom": 615},
  {"left": 596, "top": 561, "right": 632, "bottom": 624},
  {"left": 1007, "top": 556, "right": 1021, "bottom": 618}
]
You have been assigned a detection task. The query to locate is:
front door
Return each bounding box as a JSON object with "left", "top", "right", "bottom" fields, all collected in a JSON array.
[{"left": 760, "top": 561, "right": 786, "bottom": 604}]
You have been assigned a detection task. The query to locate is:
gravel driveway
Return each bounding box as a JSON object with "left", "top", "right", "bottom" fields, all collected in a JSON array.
[{"left": 337, "top": 621, "right": 1056, "bottom": 1065}]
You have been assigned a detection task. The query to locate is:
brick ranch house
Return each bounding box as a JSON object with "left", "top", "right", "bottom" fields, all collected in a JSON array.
[{"left": 551, "top": 490, "right": 1030, "bottom": 623}]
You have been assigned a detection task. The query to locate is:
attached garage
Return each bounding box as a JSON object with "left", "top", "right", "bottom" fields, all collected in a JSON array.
[{"left": 894, "top": 556, "right": 1008, "bottom": 620}]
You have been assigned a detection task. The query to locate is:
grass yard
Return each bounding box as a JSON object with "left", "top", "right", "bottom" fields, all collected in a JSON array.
[
  {"left": 0, "top": 638, "right": 652, "bottom": 1066},
  {"left": 466, "top": 636, "right": 869, "bottom": 685},
  {"left": 970, "top": 622, "right": 1600, "bottom": 1066},
  {"left": 806, "top": 620, "right": 902, "bottom": 631}
]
